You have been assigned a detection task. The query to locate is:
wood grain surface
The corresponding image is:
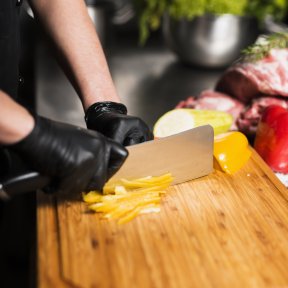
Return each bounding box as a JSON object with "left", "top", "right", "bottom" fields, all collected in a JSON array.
[{"left": 37, "top": 150, "right": 288, "bottom": 288}]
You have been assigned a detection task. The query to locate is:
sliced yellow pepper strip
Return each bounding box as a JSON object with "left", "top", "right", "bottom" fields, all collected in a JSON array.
[
  {"left": 117, "top": 206, "right": 143, "bottom": 225},
  {"left": 83, "top": 173, "right": 173, "bottom": 224},
  {"left": 105, "top": 198, "right": 161, "bottom": 220},
  {"left": 103, "top": 173, "right": 173, "bottom": 193},
  {"left": 118, "top": 203, "right": 162, "bottom": 225},
  {"left": 82, "top": 191, "right": 103, "bottom": 204},
  {"left": 214, "top": 131, "right": 252, "bottom": 174}
]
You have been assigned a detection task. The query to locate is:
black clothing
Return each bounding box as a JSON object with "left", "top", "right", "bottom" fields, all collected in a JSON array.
[
  {"left": 0, "top": 0, "right": 21, "bottom": 99},
  {"left": 0, "top": 3, "right": 35, "bottom": 288}
]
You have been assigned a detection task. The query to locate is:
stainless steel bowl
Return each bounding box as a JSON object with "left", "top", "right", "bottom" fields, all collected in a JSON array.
[{"left": 163, "top": 14, "right": 260, "bottom": 68}]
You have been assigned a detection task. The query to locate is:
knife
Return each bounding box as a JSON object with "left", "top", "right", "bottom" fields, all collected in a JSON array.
[
  {"left": 108, "top": 124, "right": 214, "bottom": 185},
  {"left": 0, "top": 125, "right": 214, "bottom": 200},
  {"left": 0, "top": 172, "right": 50, "bottom": 200}
]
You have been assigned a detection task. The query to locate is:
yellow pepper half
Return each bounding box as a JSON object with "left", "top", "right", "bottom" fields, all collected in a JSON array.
[{"left": 214, "top": 131, "right": 251, "bottom": 174}]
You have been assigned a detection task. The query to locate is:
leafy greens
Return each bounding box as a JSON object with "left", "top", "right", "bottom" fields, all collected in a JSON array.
[{"left": 134, "top": 0, "right": 287, "bottom": 44}]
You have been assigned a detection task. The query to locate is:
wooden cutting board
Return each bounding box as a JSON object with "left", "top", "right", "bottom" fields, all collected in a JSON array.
[{"left": 37, "top": 149, "right": 288, "bottom": 288}]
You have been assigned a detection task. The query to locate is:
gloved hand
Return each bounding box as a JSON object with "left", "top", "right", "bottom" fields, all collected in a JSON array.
[
  {"left": 85, "top": 102, "right": 153, "bottom": 146},
  {"left": 8, "top": 115, "right": 128, "bottom": 195}
]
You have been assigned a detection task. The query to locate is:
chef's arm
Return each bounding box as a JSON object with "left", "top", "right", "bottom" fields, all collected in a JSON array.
[
  {"left": 27, "top": 0, "right": 120, "bottom": 110},
  {"left": 27, "top": 0, "right": 153, "bottom": 145},
  {"left": 0, "top": 91, "right": 35, "bottom": 144}
]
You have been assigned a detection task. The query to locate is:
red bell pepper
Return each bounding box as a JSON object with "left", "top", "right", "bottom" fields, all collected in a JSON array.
[{"left": 254, "top": 105, "right": 288, "bottom": 173}]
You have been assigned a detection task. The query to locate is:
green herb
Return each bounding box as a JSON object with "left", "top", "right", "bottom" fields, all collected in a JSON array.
[
  {"left": 168, "top": 0, "right": 206, "bottom": 20},
  {"left": 134, "top": 0, "right": 168, "bottom": 45},
  {"left": 134, "top": 0, "right": 288, "bottom": 45},
  {"left": 241, "top": 32, "right": 288, "bottom": 62},
  {"left": 205, "top": 0, "right": 247, "bottom": 16}
]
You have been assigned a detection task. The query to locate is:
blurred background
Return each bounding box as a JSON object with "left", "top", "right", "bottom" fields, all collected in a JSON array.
[{"left": 20, "top": 0, "right": 288, "bottom": 130}]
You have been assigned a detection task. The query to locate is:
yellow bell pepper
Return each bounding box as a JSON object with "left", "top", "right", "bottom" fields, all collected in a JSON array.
[
  {"left": 214, "top": 131, "right": 251, "bottom": 174},
  {"left": 83, "top": 173, "right": 173, "bottom": 224}
]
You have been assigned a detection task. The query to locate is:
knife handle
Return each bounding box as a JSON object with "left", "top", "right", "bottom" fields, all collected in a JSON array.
[{"left": 0, "top": 172, "right": 51, "bottom": 201}]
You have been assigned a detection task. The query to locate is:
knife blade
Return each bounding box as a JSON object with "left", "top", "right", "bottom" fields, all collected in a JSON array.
[
  {"left": 0, "top": 125, "right": 214, "bottom": 200},
  {"left": 108, "top": 125, "right": 214, "bottom": 185}
]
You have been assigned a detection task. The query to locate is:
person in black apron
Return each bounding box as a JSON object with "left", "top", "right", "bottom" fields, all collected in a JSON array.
[
  {"left": 1, "top": 0, "right": 153, "bottom": 285},
  {"left": 0, "top": 0, "right": 132, "bottom": 193},
  {"left": 0, "top": 0, "right": 153, "bottom": 189},
  {"left": 0, "top": 0, "right": 20, "bottom": 100},
  {"left": 0, "top": 1, "right": 23, "bottom": 284},
  {"left": 0, "top": 1, "right": 151, "bottom": 286},
  {"left": 0, "top": 0, "right": 126, "bottom": 288}
]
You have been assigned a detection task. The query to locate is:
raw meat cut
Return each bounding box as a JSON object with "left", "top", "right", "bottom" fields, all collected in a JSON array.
[
  {"left": 216, "top": 49, "right": 288, "bottom": 104},
  {"left": 237, "top": 96, "right": 288, "bottom": 136}
]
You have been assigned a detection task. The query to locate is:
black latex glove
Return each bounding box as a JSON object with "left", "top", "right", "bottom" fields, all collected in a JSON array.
[
  {"left": 8, "top": 116, "right": 128, "bottom": 195},
  {"left": 85, "top": 102, "right": 153, "bottom": 146}
]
